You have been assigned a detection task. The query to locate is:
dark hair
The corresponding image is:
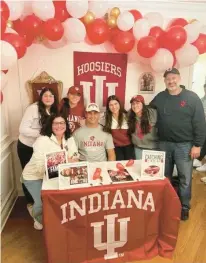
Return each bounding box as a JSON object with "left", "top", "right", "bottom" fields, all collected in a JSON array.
[
  {"left": 180, "top": 85, "right": 186, "bottom": 89},
  {"left": 59, "top": 97, "right": 70, "bottom": 120},
  {"left": 128, "top": 102, "right": 151, "bottom": 135},
  {"left": 38, "top": 88, "right": 58, "bottom": 126},
  {"left": 103, "top": 95, "right": 127, "bottom": 134},
  {"left": 40, "top": 113, "right": 71, "bottom": 139},
  {"left": 204, "top": 84, "right": 206, "bottom": 88}
]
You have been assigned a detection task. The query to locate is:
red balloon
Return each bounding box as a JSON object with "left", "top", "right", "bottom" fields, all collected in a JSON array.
[
  {"left": 114, "top": 31, "right": 135, "bottom": 53},
  {"left": 163, "top": 26, "right": 187, "bottom": 52},
  {"left": 3, "top": 33, "right": 27, "bottom": 59},
  {"left": 54, "top": 1, "right": 70, "bottom": 22},
  {"left": 109, "top": 27, "right": 121, "bottom": 44},
  {"left": 129, "top": 9, "right": 142, "bottom": 21},
  {"left": 168, "top": 18, "right": 188, "bottom": 28},
  {"left": 192, "top": 34, "right": 206, "bottom": 54},
  {"left": 22, "top": 15, "right": 43, "bottom": 38},
  {"left": 0, "top": 1, "right": 10, "bottom": 21},
  {"left": 0, "top": 91, "right": 3, "bottom": 104},
  {"left": 137, "top": 36, "right": 158, "bottom": 58},
  {"left": 1, "top": 17, "right": 6, "bottom": 37},
  {"left": 149, "top": 26, "right": 164, "bottom": 45},
  {"left": 87, "top": 19, "right": 109, "bottom": 44},
  {"left": 43, "top": 18, "right": 64, "bottom": 41}
]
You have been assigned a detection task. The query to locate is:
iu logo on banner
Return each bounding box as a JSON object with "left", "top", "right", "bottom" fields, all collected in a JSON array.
[
  {"left": 91, "top": 214, "right": 130, "bottom": 260},
  {"left": 73, "top": 51, "right": 128, "bottom": 110}
]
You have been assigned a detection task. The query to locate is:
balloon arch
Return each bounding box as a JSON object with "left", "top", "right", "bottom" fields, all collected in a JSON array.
[{"left": 1, "top": 0, "right": 206, "bottom": 100}]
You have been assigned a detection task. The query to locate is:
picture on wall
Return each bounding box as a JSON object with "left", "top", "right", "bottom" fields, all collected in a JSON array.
[{"left": 138, "top": 72, "right": 155, "bottom": 94}]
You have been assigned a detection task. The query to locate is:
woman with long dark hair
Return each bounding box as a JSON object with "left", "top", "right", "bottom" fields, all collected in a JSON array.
[
  {"left": 17, "top": 87, "right": 58, "bottom": 212},
  {"left": 22, "top": 113, "right": 79, "bottom": 230},
  {"left": 128, "top": 95, "right": 158, "bottom": 159},
  {"left": 59, "top": 85, "right": 85, "bottom": 134},
  {"left": 101, "top": 95, "right": 135, "bottom": 161}
]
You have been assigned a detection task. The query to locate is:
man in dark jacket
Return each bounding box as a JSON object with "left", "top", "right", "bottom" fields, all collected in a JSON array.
[{"left": 150, "top": 68, "right": 206, "bottom": 220}]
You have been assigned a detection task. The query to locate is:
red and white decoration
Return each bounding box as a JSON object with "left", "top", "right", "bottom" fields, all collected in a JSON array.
[{"left": 1, "top": 0, "right": 206, "bottom": 75}]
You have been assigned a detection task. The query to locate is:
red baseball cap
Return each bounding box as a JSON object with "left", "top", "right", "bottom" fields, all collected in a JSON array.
[
  {"left": 67, "top": 86, "right": 82, "bottom": 96},
  {"left": 130, "top": 95, "right": 145, "bottom": 104}
]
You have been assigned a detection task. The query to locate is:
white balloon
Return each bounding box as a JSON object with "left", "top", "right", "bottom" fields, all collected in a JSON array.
[
  {"left": 136, "top": 53, "right": 151, "bottom": 65},
  {"left": 150, "top": 48, "right": 174, "bottom": 73},
  {"left": 144, "top": 12, "right": 164, "bottom": 27},
  {"left": 63, "top": 18, "right": 86, "bottom": 43},
  {"left": 1, "top": 40, "right": 18, "bottom": 70},
  {"left": 5, "top": 1, "right": 24, "bottom": 21},
  {"left": 89, "top": 0, "right": 108, "bottom": 18},
  {"left": 184, "top": 23, "right": 201, "bottom": 43},
  {"left": 117, "top": 11, "right": 134, "bottom": 31},
  {"left": 21, "top": 1, "right": 33, "bottom": 19},
  {"left": 175, "top": 44, "right": 199, "bottom": 67},
  {"left": 32, "top": 1, "right": 55, "bottom": 21},
  {"left": 200, "top": 25, "right": 206, "bottom": 34},
  {"left": 133, "top": 18, "right": 150, "bottom": 40},
  {"left": 66, "top": 0, "right": 88, "bottom": 19},
  {"left": 44, "top": 37, "right": 68, "bottom": 49},
  {"left": 1, "top": 71, "right": 8, "bottom": 90}
]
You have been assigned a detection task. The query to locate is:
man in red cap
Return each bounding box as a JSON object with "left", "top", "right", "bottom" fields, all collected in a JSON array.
[
  {"left": 150, "top": 68, "right": 206, "bottom": 220},
  {"left": 59, "top": 85, "right": 85, "bottom": 133}
]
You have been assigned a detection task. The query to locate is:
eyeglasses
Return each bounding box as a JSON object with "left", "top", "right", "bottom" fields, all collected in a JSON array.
[
  {"left": 43, "top": 94, "right": 54, "bottom": 98},
  {"left": 52, "top": 122, "right": 66, "bottom": 126}
]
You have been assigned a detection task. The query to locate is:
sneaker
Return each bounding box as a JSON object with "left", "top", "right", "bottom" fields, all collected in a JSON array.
[
  {"left": 181, "top": 209, "right": 189, "bottom": 221},
  {"left": 193, "top": 159, "right": 202, "bottom": 167},
  {"left": 27, "top": 204, "right": 33, "bottom": 217},
  {"left": 196, "top": 163, "right": 206, "bottom": 172},
  {"left": 34, "top": 220, "right": 43, "bottom": 230}
]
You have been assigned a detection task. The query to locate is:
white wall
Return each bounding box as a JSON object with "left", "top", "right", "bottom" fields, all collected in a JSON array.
[{"left": 192, "top": 54, "right": 206, "bottom": 98}]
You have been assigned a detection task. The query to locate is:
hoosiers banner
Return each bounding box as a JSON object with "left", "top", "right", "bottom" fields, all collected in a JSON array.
[{"left": 73, "top": 51, "right": 128, "bottom": 109}]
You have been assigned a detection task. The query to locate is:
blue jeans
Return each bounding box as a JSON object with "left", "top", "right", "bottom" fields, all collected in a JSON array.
[
  {"left": 134, "top": 147, "right": 143, "bottom": 160},
  {"left": 23, "top": 179, "right": 43, "bottom": 224},
  {"left": 159, "top": 141, "right": 193, "bottom": 210}
]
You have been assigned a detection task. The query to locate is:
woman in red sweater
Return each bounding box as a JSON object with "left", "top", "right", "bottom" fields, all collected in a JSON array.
[
  {"left": 101, "top": 95, "right": 135, "bottom": 161},
  {"left": 59, "top": 85, "right": 85, "bottom": 133}
]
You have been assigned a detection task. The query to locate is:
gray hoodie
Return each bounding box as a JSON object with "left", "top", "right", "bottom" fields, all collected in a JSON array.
[{"left": 131, "top": 108, "right": 158, "bottom": 149}]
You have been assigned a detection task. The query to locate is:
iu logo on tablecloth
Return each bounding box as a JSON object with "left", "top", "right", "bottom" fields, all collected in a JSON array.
[{"left": 91, "top": 214, "right": 130, "bottom": 260}]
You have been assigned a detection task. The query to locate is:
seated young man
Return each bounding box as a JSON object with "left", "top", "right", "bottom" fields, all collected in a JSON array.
[{"left": 73, "top": 103, "right": 116, "bottom": 162}]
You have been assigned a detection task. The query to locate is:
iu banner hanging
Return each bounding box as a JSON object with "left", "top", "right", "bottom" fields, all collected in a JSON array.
[{"left": 73, "top": 51, "right": 128, "bottom": 109}]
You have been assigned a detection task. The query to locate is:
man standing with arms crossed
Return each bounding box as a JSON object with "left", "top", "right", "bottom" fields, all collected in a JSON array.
[{"left": 151, "top": 68, "right": 206, "bottom": 220}]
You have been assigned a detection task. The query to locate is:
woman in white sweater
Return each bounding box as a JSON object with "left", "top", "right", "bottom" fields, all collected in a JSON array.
[
  {"left": 17, "top": 88, "right": 58, "bottom": 209},
  {"left": 22, "top": 113, "right": 78, "bottom": 230}
]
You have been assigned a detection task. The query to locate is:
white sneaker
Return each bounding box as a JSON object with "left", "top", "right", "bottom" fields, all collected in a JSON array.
[
  {"left": 193, "top": 159, "right": 202, "bottom": 167},
  {"left": 34, "top": 220, "right": 43, "bottom": 230},
  {"left": 196, "top": 163, "right": 206, "bottom": 172},
  {"left": 27, "top": 204, "right": 33, "bottom": 217}
]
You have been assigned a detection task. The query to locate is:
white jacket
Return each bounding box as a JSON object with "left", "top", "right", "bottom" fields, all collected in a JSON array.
[
  {"left": 22, "top": 134, "right": 78, "bottom": 180},
  {"left": 19, "top": 103, "right": 41, "bottom": 147}
]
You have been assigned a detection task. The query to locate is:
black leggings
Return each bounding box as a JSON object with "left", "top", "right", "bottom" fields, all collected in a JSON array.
[
  {"left": 17, "top": 140, "right": 34, "bottom": 204},
  {"left": 114, "top": 144, "right": 135, "bottom": 161},
  {"left": 198, "top": 138, "right": 206, "bottom": 161}
]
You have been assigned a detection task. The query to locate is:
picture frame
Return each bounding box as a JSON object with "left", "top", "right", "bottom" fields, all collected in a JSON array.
[
  {"left": 58, "top": 162, "right": 90, "bottom": 190},
  {"left": 140, "top": 150, "right": 165, "bottom": 180},
  {"left": 26, "top": 71, "right": 63, "bottom": 104},
  {"left": 138, "top": 72, "right": 155, "bottom": 94},
  {"left": 45, "top": 150, "right": 67, "bottom": 180}
]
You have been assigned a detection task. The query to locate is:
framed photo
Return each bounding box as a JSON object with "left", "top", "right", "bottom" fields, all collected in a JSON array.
[
  {"left": 45, "top": 150, "right": 67, "bottom": 180},
  {"left": 138, "top": 72, "right": 155, "bottom": 94},
  {"left": 107, "top": 168, "right": 134, "bottom": 184},
  {"left": 59, "top": 162, "right": 90, "bottom": 190},
  {"left": 140, "top": 150, "right": 165, "bottom": 180}
]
